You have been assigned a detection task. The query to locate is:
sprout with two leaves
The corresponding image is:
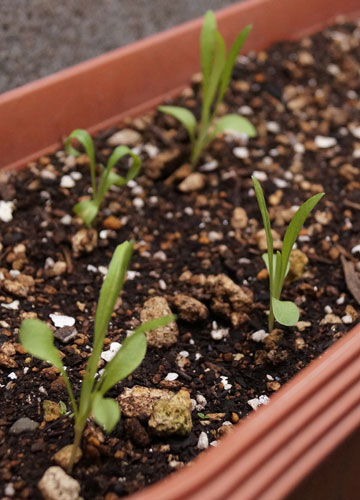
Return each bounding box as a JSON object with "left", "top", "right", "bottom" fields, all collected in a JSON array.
[
  {"left": 65, "top": 129, "right": 141, "bottom": 226},
  {"left": 19, "top": 241, "right": 175, "bottom": 473},
  {"left": 252, "top": 177, "right": 324, "bottom": 332},
  {"left": 159, "top": 10, "right": 256, "bottom": 169}
]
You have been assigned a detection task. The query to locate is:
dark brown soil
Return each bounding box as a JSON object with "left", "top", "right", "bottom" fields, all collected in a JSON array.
[{"left": 0, "top": 19, "right": 360, "bottom": 500}]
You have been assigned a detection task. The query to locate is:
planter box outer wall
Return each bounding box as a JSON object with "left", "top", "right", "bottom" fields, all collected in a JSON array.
[{"left": 1, "top": 1, "right": 360, "bottom": 499}]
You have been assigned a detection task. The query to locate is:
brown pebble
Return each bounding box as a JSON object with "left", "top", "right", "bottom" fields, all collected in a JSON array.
[
  {"left": 124, "top": 418, "right": 150, "bottom": 447},
  {"left": 103, "top": 216, "right": 122, "bottom": 230}
]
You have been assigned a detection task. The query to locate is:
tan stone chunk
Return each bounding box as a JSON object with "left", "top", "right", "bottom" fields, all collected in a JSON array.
[
  {"left": 117, "top": 386, "right": 174, "bottom": 419},
  {"left": 52, "top": 445, "right": 82, "bottom": 469},
  {"left": 172, "top": 294, "right": 208, "bottom": 322},
  {"left": 140, "top": 296, "right": 178, "bottom": 348},
  {"left": 148, "top": 389, "right": 192, "bottom": 436},
  {"left": 38, "top": 466, "right": 80, "bottom": 500},
  {"left": 71, "top": 228, "right": 98, "bottom": 257}
]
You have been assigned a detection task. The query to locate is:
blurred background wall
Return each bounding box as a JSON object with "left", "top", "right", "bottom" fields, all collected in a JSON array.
[{"left": 1, "top": 0, "right": 241, "bottom": 93}]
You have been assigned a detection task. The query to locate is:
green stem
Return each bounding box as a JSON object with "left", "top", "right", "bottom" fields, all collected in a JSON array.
[
  {"left": 60, "top": 369, "right": 78, "bottom": 418},
  {"left": 67, "top": 420, "right": 86, "bottom": 474}
]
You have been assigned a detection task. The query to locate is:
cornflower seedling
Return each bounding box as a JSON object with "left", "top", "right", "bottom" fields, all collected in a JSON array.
[
  {"left": 65, "top": 129, "right": 141, "bottom": 226},
  {"left": 19, "top": 240, "right": 175, "bottom": 473},
  {"left": 252, "top": 177, "right": 324, "bottom": 331},
  {"left": 159, "top": 10, "right": 256, "bottom": 169}
]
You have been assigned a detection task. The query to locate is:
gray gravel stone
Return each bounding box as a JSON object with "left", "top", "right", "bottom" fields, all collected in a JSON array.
[{"left": 10, "top": 417, "right": 39, "bottom": 434}]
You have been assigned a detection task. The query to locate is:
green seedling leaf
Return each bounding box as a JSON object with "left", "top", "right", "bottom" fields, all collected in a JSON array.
[
  {"left": 197, "top": 412, "right": 209, "bottom": 419},
  {"left": 19, "top": 319, "right": 64, "bottom": 372},
  {"left": 211, "top": 114, "right": 256, "bottom": 142},
  {"left": 59, "top": 401, "right": 67, "bottom": 415},
  {"left": 73, "top": 199, "right": 98, "bottom": 227},
  {"left": 93, "top": 241, "right": 133, "bottom": 356},
  {"left": 92, "top": 393, "right": 120, "bottom": 433},
  {"left": 262, "top": 253, "right": 290, "bottom": 279},
  {"left": 100, "top": 315, "right": 175, "bottom": 395},
  {"left": 272, "top": 297, "right": 299, "bottom": 326},
  {"left": 158, "top": 106, "right": 196, "bottom": 143},
  {"left": 203, "top": 32, "right": 226, "bottom": 118},
  {"left": 97, "top": 146, "right": 141, "bottom": 204},
  {"left": 280, "top": 193, "right": 324, "bottom": 282},
  {"left": 218, "top": 25, "right": 252, "bottom": 103},
  {"left": 65, "top": 129, "right": 96, "bottom": 195},
  {"left": 201, "top": 10, "right": 217, "bottom": 96},
  {"left": 252, "top": 177, "right": 274, "bottom": 286}
]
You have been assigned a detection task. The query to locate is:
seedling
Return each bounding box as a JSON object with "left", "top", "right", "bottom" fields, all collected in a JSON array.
[
  {"left": 252, "top": 177, "right": 324, "bottom": 331},
  {"left": 159, "top": 10, "right": 256, "bottom": 169},
  {"left": 65, "top": 129, "right": 141, "bottom": 226},
  {"left": 19, "top": 241, "right": 175, "bottom": 473}
]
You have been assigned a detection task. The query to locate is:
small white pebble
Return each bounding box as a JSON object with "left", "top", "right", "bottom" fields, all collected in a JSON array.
[
  {"left": 8, "top": 372, "right": 17, "bottom": 380},
  {"left": 0, "top": 201, "right": 15, "bottom": 222},
  {"left": 210, "top": 440, "right": 218, "bottom": 447},
  {"left": 60, "top": 214, "right": 72, "bottom": 225},
  {"left": 266, "top": 374, "right": 274, "bottom": 381},
  {"left": 149, "top": 196, "right": 158, "bottom": 206},
  {"left": 101, "top": 342, "right": 122, "bottom": 362},
  {"left": 87, "top": 264, "right": 97, "bottom": 273},
  {"left": 342, "top": 315, "right": 353, "bottom": 324},
  {"left": 324, "top": 305, "right": 333, "bottom": 314},
  {"left": 195, "top": 394, "right": 207, "bottom": 411},
  {"left": 336, "top": 295, "right": 345, "bottom": 305},
  {"left": 208, "top": 231, "right": 223, "bottom": 242},
  {"left": 294, "top": 143, "right": 305, "bottom": 154},
  {"left": 211, "top": 326, "right": 229, "bottom": 340},
  {"left": 351, "top": 244, "right": 360, "bottom": 254},
  {"left": 199, "top": 160, "right": 218, "bottom": 172},
  {"left": 4, "top": 483, "right": 15, "bottom": 497},
  {"left": 9, "top": 270, "right": 20, "bottom": 277},
  {"left": 220, "top": 375, "right": 232, "bottom": 391},
  {"left": 1, "top": 300, "right": 20, "bottom": 311},
  {"left": 266, "top": 121, "right": 280, "bottom": 134},
  {"left": 238, "top": 105, "right": 253, "bottom": 115},
  {"left": 195, "top": 353, "right": 202, "bottom": 360},
  {"left": 253, "top": 170, "right": 267, "bottom": 181},
  {"left": 164, "top": 372, "right": 179, "bottom": 381},
  {"left": 197, "top": 432, "right": 209, "bottom": 450},
  {"left": 143, "top": 143, "right": 159, "bottom": 158},
  {"left": 248, "top": 395, "right": 270, "bottom": 411},
  {"left": 159, "top": 279, "right": 167, "bottom": 290},
  {"left": 251, "top": 329, "right": 269, "bottom": 342},
  {"left": 60, "top": 175, "right": 75, "bottom": 188},
  {"left": 70, "top": 171, "right": 82, "bottom": 181},
  {"left": 315, "top": 136, "right": 337, "bottom": 148},
  {"left": 127, "top": 270, "right": 140, "bottom": 280},
  {"left": 99, "top": 230, "right": 110, "bottom": 240},
  {"left": 98, "top": 266, "right": 108, "bottom": 276},
  {"left": 133, "top": 197, "right": 144, "bottom": 209},
  {"left": 233, "top": 146, "right": 249, "bottom": 159},
  {"left": 49, "top": 314, "right": 75, "bottom": 327},
  {"left": 153, "top": 251, "right": 167, "bottom": 261},
  {"left": 184, "top": 206, "right": 194, "bottom": 216},
  {"left": 132, "top": 185, "right": 144, "bottom": 196},
  {"left": 273, "top": 178, "right": 288, "bottom": 188},
  {"left": 179, "top": 350, "right": 189, "bottom": 358}
]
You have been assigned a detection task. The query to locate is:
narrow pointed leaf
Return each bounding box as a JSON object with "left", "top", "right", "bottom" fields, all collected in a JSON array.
[
  {"left": 218, "top": 25, "right": 252, "bottom": 102},
  {"left": 252, "top": 177, "right": 274, "bottom": 285},
  {"left": 19, "top": 319, "right": 64, "bottom": 371},
  {"left": 93, "top": 241, "right": 133, "bottom": 359},
  {"left": 211, "top": 114, "right": 256, "bottom": 142},
  {"left": 100, "top": 316, "right": 175, "bottom": 395},
  {"left": 97, "top": 146, "right": 141, "bottom": 203},
  {"left": 201, "top": 10, "right": 217, "bottom": 97},
  {"left": 262, "top": 253, "right": 290, "bottom": 279},
  {"left": 65, "top": 129, "right": 96, "bottom": 194},
  {"left": 281, "top": 193, "right": 324, "bottom": 282},
  {"left": 272, "top": 297, "right": 299, "bottom": 326},
  {"left": 158, "top": 106, "right": 196, "bottom": 143},
  {"left": 203, "top": 32, "right": 226, "bottom": 115},
  {"left": 73, "top": 199, "right": 98, "bottom": 227},
  {"left": 92, "top": 394, "right": 120, "bottom": 433}
]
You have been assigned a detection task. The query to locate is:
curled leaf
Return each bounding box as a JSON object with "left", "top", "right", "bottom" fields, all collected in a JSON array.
[{"left": 92, "top": 393, "right": 120, "bottom": 433}]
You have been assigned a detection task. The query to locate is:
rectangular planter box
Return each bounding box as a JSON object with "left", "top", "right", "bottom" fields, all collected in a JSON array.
[{"left": 1, "top": 1, "right": 359, "bottom": 499}]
